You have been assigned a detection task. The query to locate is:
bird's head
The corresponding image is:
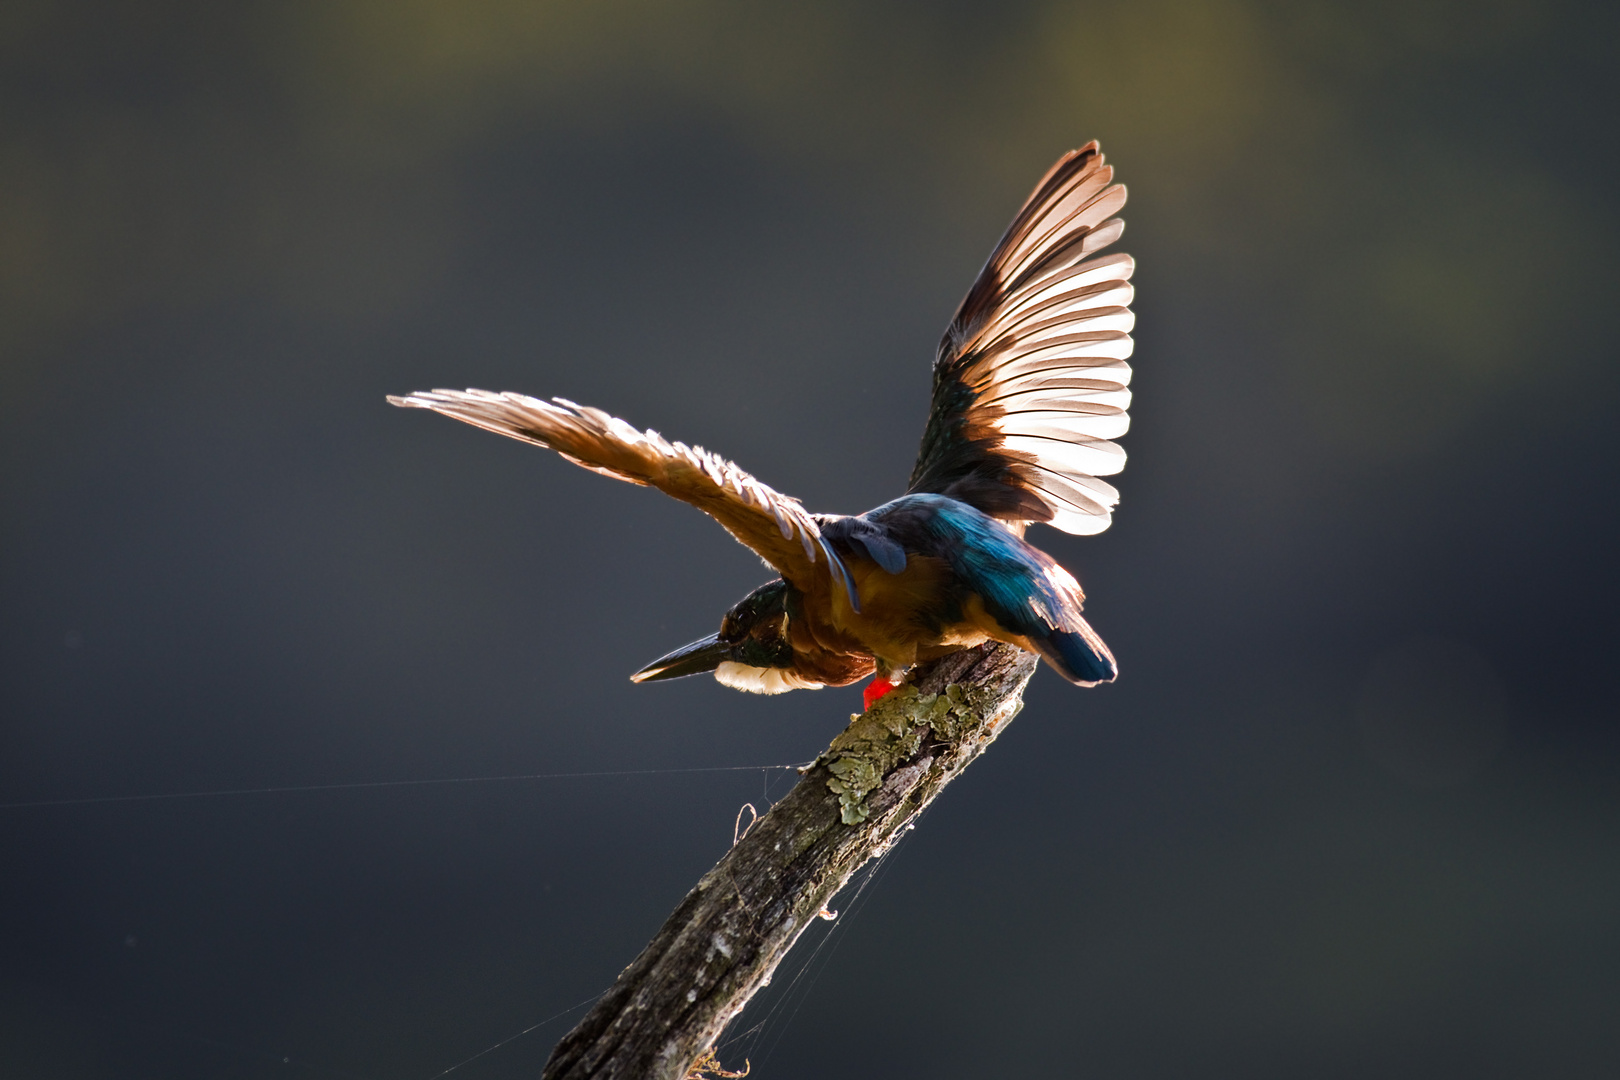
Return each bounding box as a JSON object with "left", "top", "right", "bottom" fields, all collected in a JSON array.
[{"left": 631, "top": 578, "right": 824, "bottom": 693}]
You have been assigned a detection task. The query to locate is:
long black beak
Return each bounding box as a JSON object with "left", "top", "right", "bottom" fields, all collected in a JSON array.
[{"left": 630, "top": 634, "right": 730, "bottom": 683}]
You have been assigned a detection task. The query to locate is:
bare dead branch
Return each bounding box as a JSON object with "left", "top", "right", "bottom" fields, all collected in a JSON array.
[{"left": 542, "top": 642, "right": 1040, "bottom": 1080}]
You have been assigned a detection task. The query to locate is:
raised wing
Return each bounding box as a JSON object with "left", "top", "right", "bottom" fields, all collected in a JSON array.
[
  {"left": 909, "top": 142, "right": 1134, "bottom": 536},
  {"left": 388, "top": 389, "right": 857, "bottom": 605}
]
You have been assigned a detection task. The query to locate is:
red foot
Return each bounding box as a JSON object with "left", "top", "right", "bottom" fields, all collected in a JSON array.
[{"left": 863, "top": 677, "right": 897, "bottom": 710}]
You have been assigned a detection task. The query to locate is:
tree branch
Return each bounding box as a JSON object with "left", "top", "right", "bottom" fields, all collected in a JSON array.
[{"left": 541, "top": 642, "right": 1040, "bottom": 1080}]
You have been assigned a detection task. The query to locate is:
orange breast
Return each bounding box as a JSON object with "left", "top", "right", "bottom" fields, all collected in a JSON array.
[{"left": 824, "top": 553, "right": 1014, "bottom": 668}]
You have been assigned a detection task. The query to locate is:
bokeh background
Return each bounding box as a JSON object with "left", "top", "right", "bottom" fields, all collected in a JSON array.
[{"left": 3, "top": 1, "right": 1618, "bottom": 1077}]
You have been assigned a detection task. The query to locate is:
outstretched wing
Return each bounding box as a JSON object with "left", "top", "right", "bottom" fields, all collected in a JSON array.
[
  {"left": 388, "top": 389, "right": 857, "bottom": 604},
  {"left": 908, "top": 142, "right": 1134, "bottom": 536}
]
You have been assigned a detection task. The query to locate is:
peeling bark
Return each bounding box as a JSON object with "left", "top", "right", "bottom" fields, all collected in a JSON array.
[{"left": 541, "top": 642, "right": 1040, "bottom": 1080}]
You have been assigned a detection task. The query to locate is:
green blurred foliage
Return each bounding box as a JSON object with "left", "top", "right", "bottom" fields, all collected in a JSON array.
[{"left": 3, "top": 0, "right": 1614, "bottom": 460}]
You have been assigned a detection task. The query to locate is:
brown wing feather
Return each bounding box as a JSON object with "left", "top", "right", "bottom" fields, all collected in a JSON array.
[
  {"left": 909, "top": 142, "right": 1135, "bottom": 536},
  {"left": 388, "top": 389, "right": 854, "bottom": 600}
]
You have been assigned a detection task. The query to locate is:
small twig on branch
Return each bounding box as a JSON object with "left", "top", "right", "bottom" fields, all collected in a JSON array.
[
  {"left": 541, "top": 642, "right": 1040, "bottom": 1080},
  {"left": 684, "top": 1047, "right": 750, "bottom": 1079}
]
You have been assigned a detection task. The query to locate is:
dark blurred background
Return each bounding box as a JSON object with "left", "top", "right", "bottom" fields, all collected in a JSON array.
[{"left": 3, "top": 1, "right": 1617, "bottom": 1077}]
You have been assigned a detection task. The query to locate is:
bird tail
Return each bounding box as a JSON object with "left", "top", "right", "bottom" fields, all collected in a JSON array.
[{"left": 1029, "top": 616, "right": 1117, "bottom": 687}]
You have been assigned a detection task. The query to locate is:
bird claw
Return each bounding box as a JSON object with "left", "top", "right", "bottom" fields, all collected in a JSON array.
[{"left": 862, "top": 677, "right": 898, "bottom": 710}]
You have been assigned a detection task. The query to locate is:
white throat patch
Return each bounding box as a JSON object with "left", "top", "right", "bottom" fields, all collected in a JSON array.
[{"left": 714, "top": 662, "right": 824, "bottom": 695}]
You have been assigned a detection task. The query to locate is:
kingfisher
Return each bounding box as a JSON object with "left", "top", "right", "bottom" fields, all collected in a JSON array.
[{"left": 391, "top": 143, "right": 1134, "bottom": 710}]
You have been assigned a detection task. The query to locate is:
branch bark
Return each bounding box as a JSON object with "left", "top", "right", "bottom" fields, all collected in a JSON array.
[{"left": 541, "top": 642, "right": 1040, "bottom": 1080}]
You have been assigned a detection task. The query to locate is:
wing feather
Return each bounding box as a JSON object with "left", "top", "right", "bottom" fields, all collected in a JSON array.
[
  {"left": 909, "top": 143, "right": 1135, "bottom": 534},
  {"left": 388, "top": 389, "right": 857, "bottom": 605}
]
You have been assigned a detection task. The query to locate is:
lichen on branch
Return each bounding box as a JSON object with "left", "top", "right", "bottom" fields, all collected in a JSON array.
[{"left": 823, "top": 683, "right": 978, "bottom": 823}]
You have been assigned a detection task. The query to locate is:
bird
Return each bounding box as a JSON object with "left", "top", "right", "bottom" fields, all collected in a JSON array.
[{"left": 390, "top": 142, "right": 1134, "bottom": 711}]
